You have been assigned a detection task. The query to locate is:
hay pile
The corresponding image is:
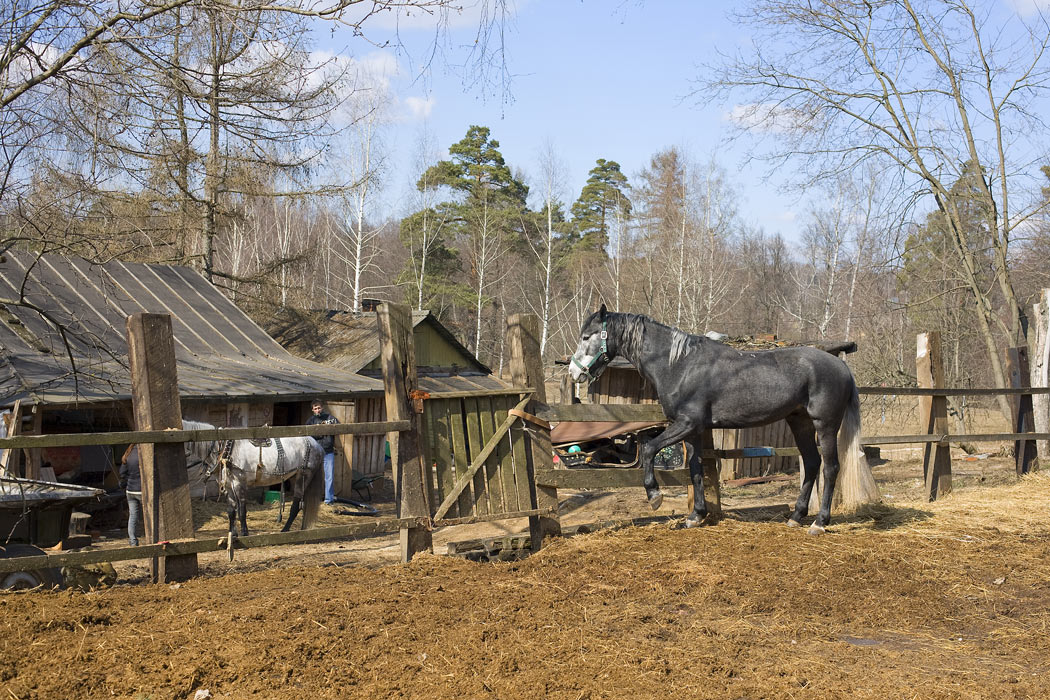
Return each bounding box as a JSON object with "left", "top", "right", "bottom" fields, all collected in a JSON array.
[{"left": 2, "top": 474, "right": 1049, "bottom": 699}]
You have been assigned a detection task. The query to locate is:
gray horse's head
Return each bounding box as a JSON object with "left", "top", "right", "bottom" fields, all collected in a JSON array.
[{"left": 569, "top": 304, "right": 614, "bottom": 384}]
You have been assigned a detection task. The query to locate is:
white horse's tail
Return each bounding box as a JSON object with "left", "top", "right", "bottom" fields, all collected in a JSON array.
[{"left": 834, "top": 385, "right": 880, "bottom": 511}]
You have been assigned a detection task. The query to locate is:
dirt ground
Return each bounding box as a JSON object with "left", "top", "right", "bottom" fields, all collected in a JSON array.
[{"left": 4, "top": 451, "right": 1050, "bottom": 699}]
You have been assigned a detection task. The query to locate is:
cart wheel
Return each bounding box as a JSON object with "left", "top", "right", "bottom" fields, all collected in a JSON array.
[{"left": 0, "top": 544, "right": 63, "bottom": 590}]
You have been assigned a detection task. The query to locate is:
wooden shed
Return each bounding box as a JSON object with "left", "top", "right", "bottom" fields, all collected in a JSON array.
[
  {"left": 0, "top": 251, "right": 383, "bottom": 498},
  {"left": 570, "top": 358, "right": 797, "bottom": 479},
  {"left": 265, "top": 308, "right": 511, "bottom": 480}
]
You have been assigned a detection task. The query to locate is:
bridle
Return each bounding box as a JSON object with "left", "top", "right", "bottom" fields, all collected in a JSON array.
[
  {"left": 571, "top": 321, "right": 609, "bottom": 383},
  {"left": 185, "top": 439, "right": 232, "bottom": 482}
]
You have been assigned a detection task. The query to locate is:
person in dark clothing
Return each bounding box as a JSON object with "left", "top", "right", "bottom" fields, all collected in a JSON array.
[
  {"left": 118, "top": 445, "right": 142, "bottom": 546},
  {"left": 307, "top": 399, "right": 339, "bottom": 504}
]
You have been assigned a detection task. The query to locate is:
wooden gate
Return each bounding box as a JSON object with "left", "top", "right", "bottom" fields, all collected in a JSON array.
[{"left": 422, "top": 393, "right": 536, "bottom": 521}]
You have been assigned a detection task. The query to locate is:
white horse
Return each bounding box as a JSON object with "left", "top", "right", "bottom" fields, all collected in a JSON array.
[{"left": 182, "top": 420, "right": 324, "bottom": 540}]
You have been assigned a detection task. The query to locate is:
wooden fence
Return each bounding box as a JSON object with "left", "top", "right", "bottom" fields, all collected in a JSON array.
[{"left": 1, "top": 320, "right": 1046, "bottom": 584}]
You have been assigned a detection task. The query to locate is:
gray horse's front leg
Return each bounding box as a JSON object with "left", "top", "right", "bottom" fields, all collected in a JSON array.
[
  {"left": 640, "top": 419, "right": 696, "bottom": 511},
  {"left": 238, "top": 502, "right": 249, "bottom": 537}
]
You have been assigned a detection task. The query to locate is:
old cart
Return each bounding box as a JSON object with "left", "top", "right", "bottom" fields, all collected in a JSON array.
[{"left": 0, "top": 476, "right": 103, "bottom": 589}]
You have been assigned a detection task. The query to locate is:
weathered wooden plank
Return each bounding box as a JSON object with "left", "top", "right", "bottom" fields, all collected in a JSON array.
[
  {"left": 536, "top": 403, "right": 668, "bottom": 423},
  {"left": 425, "top": 388, "right": 532, "bottom": 399},
  {"left": 478, "top": 394, "right": 507, "bottom": 514},
  {"left": 856, "top": 386, "right": 1050, "bottom": 396},
  {"left": 377, "top": 302, "right": 433, "bottom": 561},
  {"left": 448, "top": 398, "right": 473, "bottom": 518},
  {"left": 127, "top": 312, "right": 197, "bottom": 583},
  {"left": 495, "top": 395, "right": 520, "bottom": 513},
  {"left": 507, "top": 313, "right": 561, "bottom": 551},
  {"left": 508, "top": 400, "right": 532, "bottom": 513},
  {"left": 0, "top": 420, "right": 413, "bottom": 450},
  {"left": 535, "top": 468, "right": 693, "bottom": 489},
  {"left": 465, "top": 396, "right": 488, "bottom": 516},
  {"left": 917, "top": 332, "right": 952, "bottom": 501},
  {"left": 429, "top": 399, "right": 459, "bottom": 519},
  {"left": 0, "top": 399, "right": 22, "bottom": 476},
  {"left": 0, "top": 517, "right": 430, "bottom": 573},
  {"left": 1007, "top": 346, "right": 1038, "bottom": 475}
]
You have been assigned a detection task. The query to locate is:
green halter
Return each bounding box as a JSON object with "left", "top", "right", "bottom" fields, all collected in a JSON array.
[{"left": 571, "top": 321, "right": 608, "bottom": 383}]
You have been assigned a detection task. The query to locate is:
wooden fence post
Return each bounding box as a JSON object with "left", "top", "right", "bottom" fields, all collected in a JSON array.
[
  {"left": 126, "top": 313, "right": 197, "bottom": 583},
  {"left": 697, "top": 430, "right": 722, "bottom": 522},
  {"left": 376, "top": 303, "right": 433, "bottom": 562},
  {"left": 1031, "top": 289, "right": 1050, "bottom": 463},
  {"left": 0, "top": 399, "right": 22, "bottom": 477},
  {"left": 1007, "top": 346, "right": 1038, "bottom": 475},
  {"left": 917, "top": 332, "right": 952, "bottom": 500},
  {"left": 506, "top": 313, "right": 561, "bottom": 551},
  {"left": 26, "top": 405, "right": 42, "bottom": 480}
]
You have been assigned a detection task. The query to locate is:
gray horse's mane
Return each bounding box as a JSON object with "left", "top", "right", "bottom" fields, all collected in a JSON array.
[
  {"left": 610, "top": 312, "right": 699, "bottom": 365},
  {"left": 182, "top": 419, "right": 214, "bottom": 431}
]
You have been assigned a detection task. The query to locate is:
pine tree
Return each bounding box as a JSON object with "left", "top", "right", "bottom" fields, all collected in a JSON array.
[{"left": 570, "top": 159, "right": 632, "bottom": 256}]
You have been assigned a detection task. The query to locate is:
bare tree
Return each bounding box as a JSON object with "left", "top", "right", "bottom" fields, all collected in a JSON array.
[{"left": 707, "top": 0, "right": 1050, "bottom": 417}]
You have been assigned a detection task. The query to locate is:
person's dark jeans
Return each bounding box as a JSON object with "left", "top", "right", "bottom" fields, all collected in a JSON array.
[{"left": 126, "top": 491, "right": 142, "bottom": 546}]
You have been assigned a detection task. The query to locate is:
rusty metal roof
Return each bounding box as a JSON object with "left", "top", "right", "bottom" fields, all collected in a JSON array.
[
  {"left": 0, "top": 252, "right": 383, "bottom": 407},
  {"left": 265, "top": 308, "right": 497, "bottom": 386}
]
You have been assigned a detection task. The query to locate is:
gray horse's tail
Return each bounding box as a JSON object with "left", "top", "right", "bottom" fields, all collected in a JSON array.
[
  {"left": 300, "top": 443, "right": 324, "bottom": 530},
  {"left": 835, "top": 384, "right": 880, "bottom": 510}
]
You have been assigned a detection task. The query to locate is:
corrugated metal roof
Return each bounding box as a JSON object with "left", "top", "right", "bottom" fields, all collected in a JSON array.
[{"left": 0, "top": 252, "right": 383, "bottom": 406}]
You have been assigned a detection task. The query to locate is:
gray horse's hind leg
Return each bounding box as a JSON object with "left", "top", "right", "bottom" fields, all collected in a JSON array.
[
  {"left": 786, "top": 414, "right": 821, "bottom": 529},
  {"left": 238, "top": 502, "right": 249, "bottom": 537},
  {"left": 810, "top": 423, "right": 841, "bottom": 533},
  {"left": 640, "top": 419, "right": 696, "bottom": 510},
  {"left": 281, "top": 498, "right": 302, "bottom": 532},
  {"left": 683, "top": 435, "right": 709, "bottom": 527}
]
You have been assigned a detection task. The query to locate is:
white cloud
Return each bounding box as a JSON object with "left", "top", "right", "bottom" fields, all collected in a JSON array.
[
  {"left": 1005, "top": 0, "right": 1050, "bottom": 16},
  {"left": 725, "top": 102, "right": 810, "bottom": 134},
  {"left": 404, "top": 95, "right": 435, "bottom": 120}
]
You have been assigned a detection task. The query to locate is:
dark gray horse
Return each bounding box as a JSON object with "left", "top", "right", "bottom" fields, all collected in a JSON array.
[{"left": 569, "top": 305, "right": 867, "bottom": 534}]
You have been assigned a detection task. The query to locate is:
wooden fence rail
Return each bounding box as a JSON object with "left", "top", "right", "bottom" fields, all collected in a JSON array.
[{"left": 0, "top": 421, "right": 413, "bottom": 451}]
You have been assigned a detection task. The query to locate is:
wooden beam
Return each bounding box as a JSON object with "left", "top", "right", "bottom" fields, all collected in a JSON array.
[
  {"left": 535, "top": 402, "right": 668, "bottom": 423},
  {"left": 1007, "top": 346, "right": 1038, "bottom": 475},
  {"left": 126, "top": 313, "right": 197, "bottom": 583},
  {"left": 25, "top": 404, "right": 42, "bottom": 480},
  {"left": 507, "top": 313, "right": 561, "bottom": 551},
  {"left": 1032, "top": 290, "right": 1050, "bottom": 461},
  {"left": 0, "top": 399, "right": 22, "bottom": 476},
  {"left": 0, "top": 517, "right": 431, "bottom": 573},
  {"left": 535, "top": 467, "right": 693, "bottom": 489},
  {"left": 917, "top": 332, "right": 952, "bottom": 501},
  {"left": 377, "top": 303, "right": 433, "bottom": 562}
]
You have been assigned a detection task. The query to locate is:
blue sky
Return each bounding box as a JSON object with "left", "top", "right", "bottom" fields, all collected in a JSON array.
[{"left": 322, "top": 0, "right": 1050, "bottom": 245}]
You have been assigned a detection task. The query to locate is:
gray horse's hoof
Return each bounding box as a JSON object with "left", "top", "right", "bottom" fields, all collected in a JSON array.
[
  {"left": 786, "top": 518, "right": 802, "bottom": 528},
  {"left": 807, "top": 524, "right": 826, "bottom": 536},
  {"left": 684, "top": 515, "right": 700, "bottom": 528},
  {"left": 647, "top": 491, "right": 663, "bottom": 510}
]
